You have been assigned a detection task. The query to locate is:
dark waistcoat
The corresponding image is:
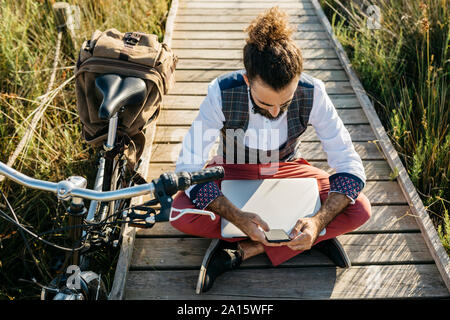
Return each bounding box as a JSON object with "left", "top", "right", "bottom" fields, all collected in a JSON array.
[{"left": 217, "top": 70, "right": 315, "bottom": 164}]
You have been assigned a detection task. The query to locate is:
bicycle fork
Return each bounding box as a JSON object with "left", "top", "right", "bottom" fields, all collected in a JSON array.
[{"left": 65, "top": 176, "right": 88, "bottom": 267}]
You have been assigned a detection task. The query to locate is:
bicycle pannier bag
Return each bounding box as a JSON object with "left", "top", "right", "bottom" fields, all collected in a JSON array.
[{"left": 75, "top": 29, "right": 177, "bottom": 168}]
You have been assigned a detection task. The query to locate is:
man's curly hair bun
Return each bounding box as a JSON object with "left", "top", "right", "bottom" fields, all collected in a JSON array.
[
  {"left": 245, "top": 6, "right": 294, "bottom": 51},
  {"left": 243, "top": 6, "right": 303, "bottom": 90}
]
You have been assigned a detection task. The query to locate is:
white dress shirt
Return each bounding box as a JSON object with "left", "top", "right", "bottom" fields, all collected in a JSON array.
[{"left": 175, "top": 75, "right": 366, "bottom": 198}]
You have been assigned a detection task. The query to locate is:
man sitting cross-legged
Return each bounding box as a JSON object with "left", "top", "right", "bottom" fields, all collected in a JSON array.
[{"left": 170, "top": 7, "right": 371, "bottom": 294}]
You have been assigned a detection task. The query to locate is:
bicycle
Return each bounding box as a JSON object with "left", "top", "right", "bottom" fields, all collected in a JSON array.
[{"left": 0, "top": 74, "right": 223, "bottom": 300}]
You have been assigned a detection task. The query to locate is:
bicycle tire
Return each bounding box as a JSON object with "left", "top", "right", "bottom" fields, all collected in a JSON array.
[
  {"left": 77, "top": 152, "right": 130, "bottom": 300},
  {"left": 99, "top": 154, "right": 130, "bottom": 236}
]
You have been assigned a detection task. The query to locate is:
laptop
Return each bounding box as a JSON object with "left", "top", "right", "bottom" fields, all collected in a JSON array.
[{"left": 220, "top": 178, "right": 326, "bottom": 238}]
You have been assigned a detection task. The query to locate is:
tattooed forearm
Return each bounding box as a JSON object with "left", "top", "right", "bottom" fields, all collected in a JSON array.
[
  {"left": 313, "top": 192, "right": 351, "bottom": 231},
  {"left": 206, "top": 195, "right": 241, "bottom": 222}
]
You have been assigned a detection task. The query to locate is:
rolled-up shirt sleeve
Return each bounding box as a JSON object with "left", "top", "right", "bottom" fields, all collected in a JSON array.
[
  {"left": 308, "top": 79, "right": 366, "bottom": 204},
  {"left": 175, "top": 78, "right": 225, "bottom": 207}
]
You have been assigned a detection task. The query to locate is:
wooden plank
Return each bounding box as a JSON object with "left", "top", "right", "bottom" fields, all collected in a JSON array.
[
  {"left": 150, "top": 141, "right": 386, "bottom": 163},
  {"left": 169, "top": 80, "right": 353, "bottom": 95},
  {"left": 179, "top": 2, "right": 313, "bottom": 9},
  {"left": 156, "top": 108, "right": 367, "bottom": 126},
  {"left": 175, "top": 12, "right": 318, "bottom": 21},
  {"left": 137, "top": 205, "right": 418, "bottom": 237},
  {"left": 306, "top": 160, "right": 394, "bottom": 180},
  {"left": 172, "top": 39, "right": 332, "bottom": 49},
  {"left": 175, "top": 69, "right": 347, "bottom": 82},
  {"left": 173, "top": 48, "right": 338, "bottom": 60},
  {"left": 163, "top": 94, "right": 360, "bottom": 109},
  {"left": 355, "top": 205, "right": 418, "bottom": 233},
  {"left": 175, "top": 23, "right": 324, "bottom": 32},
  {"left": 362, "top": 181, "right": 407, "bottom": 205},
  {"left": 174, "top": 59, "right": 341, "bottom": 71},
  {"left": 153, "top": 124, "right": 376, "bottom": 143},
  {"left": 125, "top": 265, "right": 449, "bottom": 299},
  {"left": 172, "top": 31, "right": 329, "bottom": 40},
  {"left": 131, "top": 233, "right": 432, "bottom": 269},
  {"left": 131, "top": 238, "right": 329, "bottom": 269},
  {"left": 310, "top": 0, "right": 450, "bottom": 290}
]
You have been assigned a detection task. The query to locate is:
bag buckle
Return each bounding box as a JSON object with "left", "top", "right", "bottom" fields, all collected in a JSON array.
[{"left": 124, "top": 32, "right": 142, "bottom": 46}]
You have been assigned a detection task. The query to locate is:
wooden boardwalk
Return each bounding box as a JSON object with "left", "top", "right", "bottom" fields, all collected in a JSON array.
[{"left": 117, "top": 0, "right": 450, "bottom": 299}]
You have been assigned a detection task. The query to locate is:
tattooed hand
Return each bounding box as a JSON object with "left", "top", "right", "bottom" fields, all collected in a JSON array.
[
  {"left": 206, "top": 195, "right": 281, "bottom": 246},
  {"left": 285, "top": 192, "right": 351, "bottom": 251}
]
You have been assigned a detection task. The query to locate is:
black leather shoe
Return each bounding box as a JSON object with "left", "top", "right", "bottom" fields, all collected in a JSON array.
[
  {"left": 196, "top": 239, "right": 242, "bottom": 294},
  {"left": 314, "top": 238, "right": 351, "bottom": 268}
]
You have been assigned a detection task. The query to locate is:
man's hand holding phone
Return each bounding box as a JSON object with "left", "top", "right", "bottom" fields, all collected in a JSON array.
[
  {"left": 263, "top": 229, "right": 291, "bottom": 243},
  {"left": 234, "top": 211, "right": 282, "bottom": 246},
  {"left": 285, "top": 217, "right": 322, "bottom": 251}
]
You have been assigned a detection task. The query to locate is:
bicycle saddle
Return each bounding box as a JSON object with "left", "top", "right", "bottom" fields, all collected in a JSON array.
[{"left": 95, "top": 74, "right": 147, "bottom": 120}]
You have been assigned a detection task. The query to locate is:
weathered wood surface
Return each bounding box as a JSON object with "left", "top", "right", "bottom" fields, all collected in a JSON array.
[
  {"left": 153, "top": 125, "right": 376, "bottom": 142},
  {"left": 172, "top": 39, "right": 332, "bottom": 49},
  {"left": 131, "top": 233, "right": 432, "bottom": 269},
  {"left": 175, "top": 58, "right": 343, "bottom": 70},
  {"left": 173, "top": 48, "right": 339, "bottom": 60},
  {"left": 163, "top": 93, "right": 359, "bottom": 109},
  {"left": 178, "top": 2, "right": 313, "bottom": 9},
  {"left": 122, "top": 0, "right": 450, "bottom": 299},
  {"left": 175, "top": 23, "right": 324, "bottom": 31},
  {"left": 175, "top": 12, "right": 318, "bottom": 20},
  {"left": 125, "top": 265, "right": 448, "bottom": 300},
  {"left": 138, "top": 205, "right": 418, "bottom": 237},
  {"left": 173, "top": 31, "right": 329, "bottom": 40}
]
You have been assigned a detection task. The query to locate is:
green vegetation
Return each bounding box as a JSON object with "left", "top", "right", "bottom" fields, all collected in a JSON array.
[
  {"left": 320, "top": 0, "right": 449, "bottom": 252},
  {"left": 0, "top": 0, "right": 170, "bottom": 299}
]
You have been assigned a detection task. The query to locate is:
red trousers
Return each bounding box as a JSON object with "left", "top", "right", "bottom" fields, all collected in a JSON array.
[{"left": 170, "top": 156, "right": 371, "bottom": 266}]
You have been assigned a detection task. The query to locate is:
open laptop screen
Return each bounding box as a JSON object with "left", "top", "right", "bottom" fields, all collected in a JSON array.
[{"left": 220, "top": 178, "right": 324, "bottom": 238}]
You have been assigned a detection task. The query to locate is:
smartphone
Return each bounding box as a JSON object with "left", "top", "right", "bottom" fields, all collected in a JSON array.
[{"left": 264, "top": 229, "right": 291, "bottom": 243}]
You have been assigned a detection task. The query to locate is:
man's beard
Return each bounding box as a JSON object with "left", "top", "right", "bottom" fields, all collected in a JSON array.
[
  {"left": 252, "top": 104, "right": 288, "bottom": 120},
  {"left": 249, "top": 87, "right": 289, "bottom": 120}
]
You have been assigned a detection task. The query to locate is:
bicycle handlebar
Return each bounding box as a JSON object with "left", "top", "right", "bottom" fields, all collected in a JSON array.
[
  {"left": 0, "top": 160, "right": 224, "bottom": 202},
  {"left": 189, "top": 166, "right": 226, "bottom": 185}
]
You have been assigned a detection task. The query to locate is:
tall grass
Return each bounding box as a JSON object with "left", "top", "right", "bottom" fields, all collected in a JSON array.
[
  {"left": 320, "top": 0, "right": 449, "bottom": 252},
  {"left": 0, "top": 0, "right": 170, "bottom": 299}
]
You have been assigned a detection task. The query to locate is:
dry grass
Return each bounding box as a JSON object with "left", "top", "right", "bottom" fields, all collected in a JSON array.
[
  {"left": 0, "top": 0, "right": 170, "bottom": 299},
  {"left": 321, "top": 0, "right": 449, "bottom": 252}
]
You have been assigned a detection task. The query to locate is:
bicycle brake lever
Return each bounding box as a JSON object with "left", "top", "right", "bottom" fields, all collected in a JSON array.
[{"left": 125, "top": 206, "right": 157, "bottom": 229}]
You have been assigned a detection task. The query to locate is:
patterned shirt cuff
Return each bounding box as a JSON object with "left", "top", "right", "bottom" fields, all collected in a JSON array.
[
  {"left": 189, "top": 181, "right": 223, "bottom": 210},
  {"left": 328, "top": 173, "right": 365, "bottom": 205}
]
